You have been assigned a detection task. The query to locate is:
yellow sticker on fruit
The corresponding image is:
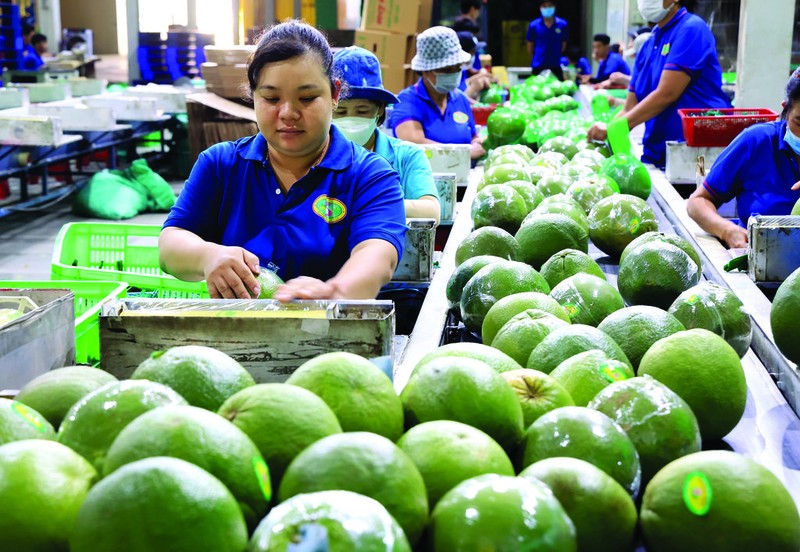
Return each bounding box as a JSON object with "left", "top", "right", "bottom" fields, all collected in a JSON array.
[
  {"left": 11, "top": 401, "right": 47, "bottom": 433},
  {"left": 253, "top": 456, "right": 272, "bottom": 502},
  {"left": 629, "top": 217, "right": 641, "bottom": 234},
  {"left": 563, "top": 303, "right": 580, "bottom": 320},
  {"left": 687, "top": 294, "right": 699, "bottom": 305},
  {"left": 599, "top": 363, "right": 628, "bottom": 383},
  {"left": 683, "top": 472, "right": 712, "bottom": 516}
]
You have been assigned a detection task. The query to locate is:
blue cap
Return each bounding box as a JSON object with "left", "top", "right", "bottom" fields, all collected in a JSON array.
[
  {"left": 456, "top": 31, "right": 478, "bottom": 53},
  {"left": 332, "top": 46, "right": 400, "bottom": 105}
]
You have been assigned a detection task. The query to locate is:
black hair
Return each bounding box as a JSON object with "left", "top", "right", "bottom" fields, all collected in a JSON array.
[
  {"left": 539, "top": 0, "right": 556, "bottom": 5},
  {"left": 564, "top": 45, "right": 581, "bottom": 64},
  {"left": 593, "top": 34, "right": 611, "bottom": 46},
  {"left": 783, "top": 69, "right": 800, "bottom": 120},
  {"left": 31, "top": 33, "right": 47, "bottom": 46},
  {"left": 460, "top": 0, "right": 481, "bottom": 13},
  {"left": 246, "top": 20, "right": 335, "bottom": 97},
  {"left": 22, "top": 23, "right": 35, "bottom": 36},
  {"left": 610, "top": 43, "right": 621, "bottom": 54}
]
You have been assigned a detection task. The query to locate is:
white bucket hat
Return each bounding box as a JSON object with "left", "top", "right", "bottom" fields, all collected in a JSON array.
[{"left": 411, "top": 26, "right": 473, "bottom": 72}]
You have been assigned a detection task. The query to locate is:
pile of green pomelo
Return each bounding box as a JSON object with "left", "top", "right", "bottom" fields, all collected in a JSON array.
[{"left": 2, "top": 73, "right": 800, "bottom": 551}]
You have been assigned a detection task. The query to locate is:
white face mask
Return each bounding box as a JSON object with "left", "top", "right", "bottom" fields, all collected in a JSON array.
[
  {"left": 333, "top": 116, "right": 377, "bottom": 147},
  {"left": 431, "top": 71, "right": 462, "bottom": 94},
  {"left": 638, "top": 0, "right": 674, "bottom": 23}
]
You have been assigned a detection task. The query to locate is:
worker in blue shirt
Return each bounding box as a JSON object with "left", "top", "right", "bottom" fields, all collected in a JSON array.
[
  {"left": 561, "top": 46, "right": 592, "bottom": 82},
  {"left": 687, "top": 70, "right": 800, "bottom": 249},
  {"left": 160, "top": 21, "right": 407, "bottom": 301},
  {"left": 587, "top": 0, "right": 730, "bottom": 168},
  {"left": 580, "top": 34, "right": 630, "bottom": 84},
  {"left": 20, "top": 28, "right": 45, "bottom": 71},
  {"left": 331, "top": 46, "right": 440, "bottom": 223},
  {"left": 526, "top": 0, "right": 568, "bottom": 80},
  {"left": 390, "top": 27, "right": 486, "bottom": 160}
]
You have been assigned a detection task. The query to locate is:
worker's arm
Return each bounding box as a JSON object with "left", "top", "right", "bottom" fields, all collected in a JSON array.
[
  {"left": 274, "top": 239, "right": 398, "bottom": 301},
  {"left": 586, "top": 91, "right": 639, "bottom": 141},
  {"left": 405, "top": 197, "right": 441, "bottom": 224},
  {"left": 622, "top": 69, "right": 691, "bottom": 129},
  {"left": 159, "top": 226, "right": 261, "bottom": 299},
  {"left": 686, "top": 186, "right": 748, "bottom": 248},
  {"left": 395, "top": 120, "right": 439, "bottom": 145},
  {"left": 527, "top": 41, "right": 534, "bottom": 60}
]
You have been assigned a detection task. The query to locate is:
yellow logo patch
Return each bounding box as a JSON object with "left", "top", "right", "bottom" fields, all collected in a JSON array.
[
  {"left": 312, "top": 195, "right": 347, "bottom": 223},
  {"left": 453, "top": 111, "right": 469, "bottom": 124}
]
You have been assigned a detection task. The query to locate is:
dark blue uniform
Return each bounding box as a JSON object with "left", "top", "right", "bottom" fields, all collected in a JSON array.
[
  {"left": 596, "top": 52, "right": 630, "bottom": 82},
  {"left": 390, "top": 79, "right": 476, "bottom": 145},
  {"left": 527, "top": 17, "right": 569, "bottom": 76}
]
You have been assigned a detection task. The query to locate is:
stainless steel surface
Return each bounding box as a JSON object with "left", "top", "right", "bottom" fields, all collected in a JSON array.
[{"left": 748, "top": 215, "right": 800, "bottom": 283}]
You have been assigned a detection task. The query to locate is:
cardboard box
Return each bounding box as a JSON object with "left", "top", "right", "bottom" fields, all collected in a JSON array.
[
  {"left": 186, "top": 92, "right": 258, "bottom": 163},
  {"left": 201, "top": 62, "right": 248, "bottom": 100},
  {"left": 417, "top": 0, "right": 434, "bottom": 32},
  {"left": 381, "top": 64, "right": 415, "bottom": 95},
  {"left": 355, "top": 30, "right": 413, "bottom": 69},
  {"left": 419, "top": 144, "right": 471, "bottom": 184},
  {"left": 361, "top": 0, "right": 421, "bottom": 36},
  {"left": 0, "top": 289, "right": 76, "bottom": 389}
]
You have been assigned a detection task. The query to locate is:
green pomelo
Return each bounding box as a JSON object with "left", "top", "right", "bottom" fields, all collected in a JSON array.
[
  {"left": 218, "top": 383, "right": 341, "bottom": 490},
  {"left": 640, "top": 451, "right": 800, "bottom": 552},
  {"left": 638, "top": 329, "right": 746, "bottom": 441},
  {"left": 559, "top": 162, "right": 595, "bottom": 182},
  {"left": 0, "top": 440, "right": 97, "bottom": 551},
  {"left": 491, "top": 144, "right": 535, "bottom": 162},
  {"left": 503, "top": 179, "right": 545, "bottom": 212},
  {"left": 772, "top": 267, "right": 800, "bottom": 365},
  {"left": 481, "top": 164, "right": 535, "bottom": 188},
  {"left": 471, "top": 184, "right": 529, "bottom": 234},
  {"left": 501, "top": 368, "right": 575, "bottom": 428},
  {"left": 278, "top": 432, "right": 429, "bottom": 545},
  {"left": 793, "top": 196, "right": 800, "bottom": 215},
  {"left": 519, "top": 457, "right": 637, "bottom": 552},
  {"left": 534, "top": 151, "right": 569, "bottom": 167},
  {"left": 549, "top": 273, "right": 624, "bottom": 326},
  {"left": 618, "top": 242, "right": 701, "bottom": 310},
  {"left": 669, "top": 282, "right": 752, "bottom": 358},
  {"left": 57, "top": 380, "right": 187, "bottom": 472},
  {"left": 482, "top": 292, "right": 571, "bottom": 346},
  {"left": 567, "top": 177, "right": 616, "bottom": 214},
  {"left": 248, "top": 491, "right": 411, "bottom": 552},
  {"left": 455, "top": 227, "right": 520, "bottom": 266},
  {"left": 14, "top": 366, "right": 118, "bottom": 429},
  {"left": 526, "top": 324, "right": 632, "bottom": 374},
  {"left": 588, "top": 194, "right": 659, "bottom": 258},
  {"left": 70, "top": 457, "right": 247, "bottom": 552},
  {"left": 286, "top": 352, "right": 404, "bottom": 441},
  {"left": 537, "top": 174, "right": 574, "bottom": 197},
  {"left": 460, "top": 260, "right": 550, "bottom": 334},
  {"left": 589, "top": 376, "right": 702, "bottom": 483},
  {"left": 397, "top": 420, "right": 514, "bottom": 509},
  {"left": 0, "top": 398, "right": 55, "bottom": 445},
  {"left": 540, "top": 248, "right": 606, "bottom": 289},
  {"left": 131, "top": 345, "right": 255, "bottom": 411},
  {"left": 539, "top": 136, "right": 579, "bottom": 159},
  {"left": 577, "top": 140, "right": 612, "bottom": 158},
  {"left": 104, "top": 405, "right": 270, "bottom": 529},
  {"left": 426, "top": 474, "right": 577, "bottom": 552},
  {"left": 485, "top": 152, "right": 529, "bottom": 172},
  {"left": 446, "top": 255, "right": 505, "bottom": 311},
  {"left": 487, "top": 108, "right": 526, "bottom": 145},
  {"left": 597, "top": 306, "right": 686, "bottom": 370},
  {"left": 530, "top": 197, "right": 589, "bottom": 230},
  {"left": 549, "top": 350, "right": 634, "bottom": 406},
  {"left": 620, "top": 231, "right": 702, "bottom": 270},
  {"left": 521, "top": 406, "right": 641, "bottom": 497},
  {"left": 599, "top": 153, "right": 652, "bottom": 200},
  {"left": 514, "top": 213, "right": 589, "bottom": 270},
  {"left": 415, "top": 342, "right": 522, "bottom": 375},
  {"left": 255, "top": 269, "right": 284, "bottom": 299},
  {"left": 490, "top": 309, "right": 570, "bottom": 364},
  {"left": 401, "top": 357, "right": 525, "bottom": 452},
  {"left": 572, "top": 148, "right": 607, "bottom": 167}
]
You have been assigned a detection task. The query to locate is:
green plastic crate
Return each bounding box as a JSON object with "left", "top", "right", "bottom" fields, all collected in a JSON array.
[
  {"left": 0, "top": 280, "right": 128, "bottom": 365},
  {"left": 51, "top": 222, "right": 210, "bottom": 299}
]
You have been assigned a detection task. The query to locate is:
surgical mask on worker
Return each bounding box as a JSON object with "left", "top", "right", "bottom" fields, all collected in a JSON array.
[
  {"left": 638, "top": 0, "right": 672, "bottom": 23},
  {"left": 540, "top": 6, "right": 556, "bottom": 18},
  {"left": 333, "top": 116, "right": 377, "bottom": 146},
  {"left": 784, "top": 127, "right": 800, "bottom": 156},
  {"left": 431, "top": 71, "right": 462, "bottom": 94}
]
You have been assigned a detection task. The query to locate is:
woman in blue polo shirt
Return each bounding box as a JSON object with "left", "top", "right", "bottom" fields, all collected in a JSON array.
[
  {"left": 159, "top": 21, "right": 407, "bottom": 301},
  {"left": 687, "top": 71, "right": 800, "bottom": 248},
  {"left": 331, "top": 46, "right": 441, "bottom": 223},
  {"left": 389, "top": 26, "right": 486, "bottom": 160},
  {"left": 587, "top": 0, "right": 730, "bottom": 168}
]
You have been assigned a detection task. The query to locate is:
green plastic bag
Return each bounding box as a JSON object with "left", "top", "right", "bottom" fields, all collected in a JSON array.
[
  {"left": 73, "top": 170, "right": 148, "bottom": 220},
  {"left": 128, "top": 159, "right": 177, "bottom": 212}
]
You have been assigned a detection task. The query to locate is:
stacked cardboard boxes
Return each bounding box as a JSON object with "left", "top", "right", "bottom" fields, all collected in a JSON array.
[
  {"left": 201, "top": 46, "right": 255, "bottom": 100},
  {"left": 356, "top": 0, "right": 433, "bottom": 95}
]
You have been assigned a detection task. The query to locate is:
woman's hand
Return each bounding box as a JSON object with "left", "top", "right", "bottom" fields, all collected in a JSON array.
[
  {"left": 273, "top": 276, "right": 338, "bottom": 302},
  {"left": 470, "top": 140, "right": 486, "bottom": 160},
  {"left": 722, "top": 223, "right": 748, "bottom": 249},
  {"left": 203, "top": 245, "right": 262, "bottom": 299},
  {"left": 587, "top": 122, "right": 608, "bottom": 142}
]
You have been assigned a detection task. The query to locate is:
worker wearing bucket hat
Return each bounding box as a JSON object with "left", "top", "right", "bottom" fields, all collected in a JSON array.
[
  {"left": 332, "top": 46, "right": 440, "bottom": 222},
  {"left": 389, "top": 26, "right": 486, "bottom": 160}
]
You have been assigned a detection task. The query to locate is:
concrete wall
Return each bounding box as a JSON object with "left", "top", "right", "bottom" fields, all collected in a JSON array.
[{"left": 60, "top": 0, "right": 120, "bottom": 54}]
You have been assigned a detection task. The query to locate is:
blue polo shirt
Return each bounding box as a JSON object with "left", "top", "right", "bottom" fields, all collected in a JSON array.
[
  {"left": 629, "top": 7, "right": 730, "bottom": 167},
  {"left": 560, "top": 56, "right": 592, "bottom": 78},
  {"left": 704, "top": 120, "right": 800, "bottom": 226},
  {"left": 20, "top": 44, "right": 43, "bottom": 70},
  {"left": 163, "top": 125, "right": 407, "bottom": 282},
  {"left": 596, "top": 52, "right": 630, "bottom": 82},
  {"left": 374, "top": 132, "right": 438, "bottom": 201},
  {"left": 527, "top": 17, "right": 569, "bottom": 69},
  {"left": 390, "top": 79, "right": 476, "bottom": 145}
]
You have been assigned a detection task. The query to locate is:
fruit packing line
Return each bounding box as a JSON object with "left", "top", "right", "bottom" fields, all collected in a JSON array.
[{"left": 394, "top": 164, "right": 800, "bottom": 510}]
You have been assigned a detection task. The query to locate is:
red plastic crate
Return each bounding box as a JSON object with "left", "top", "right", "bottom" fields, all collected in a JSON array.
[
  {"left": 472, "top": 105, "right": 498, "bottom": 126},
  {"left": 678, "top": 108, "right": 779, "bottom": 147}
]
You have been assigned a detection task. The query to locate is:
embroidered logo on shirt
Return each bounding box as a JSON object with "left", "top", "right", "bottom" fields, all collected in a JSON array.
[
  {"left": 312, "top": 194, "right": 347, "bottom": 223},
  {"left": 556, "top": 28, "right": 561, "bottom": 34},
  {"left": 661, "top": 43, "right": 671, "bottom": 56},
  {"left": 453, "top": 111, "right": 469, "bottom": 124}
]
